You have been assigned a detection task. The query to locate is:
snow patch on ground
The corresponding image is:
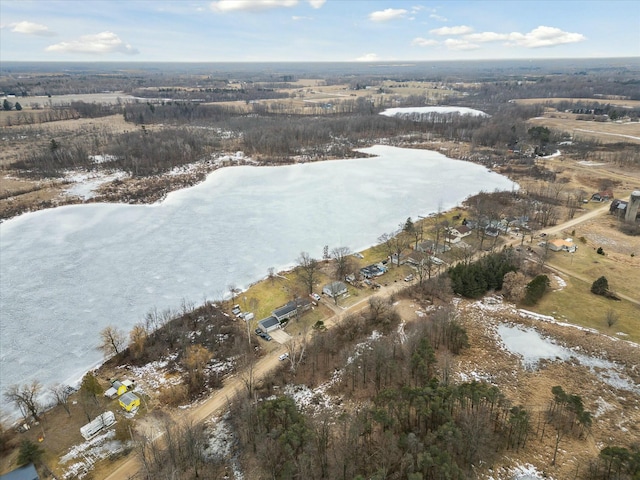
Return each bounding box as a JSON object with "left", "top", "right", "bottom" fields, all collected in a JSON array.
[
  {"left": 204, "top": 412, "right": 244, "bottom": 480},
  {"left": 540, "top": 150, "right": 561, "bottom": 159},
  {"left": 578, "top": 160, "right": 607, "bottom": 166},
  {"left": 63, "top": 170, "right": 128, "bottom": 199},
  {"left": 284, "top": 383, "right": 336, "bottom": 415},
  {"left": 60, "top": 429, "right": 128, "bottom": 479},
  {"left": 125, "top": 355, "right": 182, "bottom": 393},
  {"left": 552, "top": 274, "right": 567, "bottom": 289},
  {"left": 482, "top": 463, "right": 553, "bottom": 480}
]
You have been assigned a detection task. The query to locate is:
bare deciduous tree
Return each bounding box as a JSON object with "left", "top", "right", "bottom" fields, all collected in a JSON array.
[
  {"left": 183, "top": 344, "right": 212, "bottom": 393},
  {"left": 4, "top": 381, "right": 42, "bottom": 422},
  {"left": 502, "top": 271, "right": 528, "bottom": 302},
  {"left": 331, "top": 246, "right": 352, "bottom": 280},
  {"left": 49, "top": 383, "right": 72, "bottom": 416},
  {"left": 98, "top": 325, "right": 126, "bottom": 357},
  {"left": 129, "top": 324, "right": 147, "bottom": 360},
  {"left": 296, "top": 251, "right": 319, "bottom": 294}
]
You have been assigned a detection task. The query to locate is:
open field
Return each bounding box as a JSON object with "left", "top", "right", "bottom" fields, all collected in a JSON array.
[
  {"left": 531, "top": 273, "right": 640, "bottom": 343},
  {"left": 541, "top": 212, "right": 640, "bottom": 299},
  {"left": 528, "top": 114, "right": 640, "bottom": 143},
  {"left": 514, "top": 97, "right": 640, "bottom": 108}
]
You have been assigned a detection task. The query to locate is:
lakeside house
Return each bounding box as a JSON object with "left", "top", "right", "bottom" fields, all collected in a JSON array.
[
  {"left": 258, "top": 316, "right": 280, "bottom": 333},
  {"left": 360, "top": 263, "right": 387, "bottom": 278},
  {"left": 417, "top": 241, "right": 450, "bottom": 254},
  {"left": 258, "top": 297, "right": 314, "bottom": 333},
  {"left": 449, "top": 225, "right": 472, "bottom": 238},
  {"left": 119, "top": 392, "right": 141, "bottom": 412},
  {"left": 104, "top": 379, "right": 134, "bottom": 398},
  {"left": 322, "top": 281, "right": 348, "bottom": 298}
]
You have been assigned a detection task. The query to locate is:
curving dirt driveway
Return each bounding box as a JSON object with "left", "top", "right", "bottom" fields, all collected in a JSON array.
[{"left": 104, "top": 282, "right": 406, "bottom": 480}]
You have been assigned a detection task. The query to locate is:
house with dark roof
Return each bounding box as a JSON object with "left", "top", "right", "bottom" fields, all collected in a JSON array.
[
  {"left": 272, "top": 302, "right": 298, "bottom": 322},
  {"left": 360, "top": 263, "right": 387, "bottom": 278},
  {"left": 272, "top": 298, "right": 312, "bottom": 323},
  {"left": 0, "top": 464, "right": 39, "bottom": 480},
  {"left": 258, "top": 316, "right": 280, "bottom": 333},
  {"left": 592, "top": 190, "right": 613, "bottom": 202},
  {"left": 609, "top": 199, "right": 628, "bottom": 217}
]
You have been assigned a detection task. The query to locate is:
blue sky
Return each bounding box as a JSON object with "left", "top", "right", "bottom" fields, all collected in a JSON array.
[{"left": 1, "top": 0, "right": 638, "bottom": 62}]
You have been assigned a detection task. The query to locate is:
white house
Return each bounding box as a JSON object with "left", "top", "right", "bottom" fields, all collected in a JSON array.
[{"left": 322, "top": 281, "right": 348, "bottom": 297}]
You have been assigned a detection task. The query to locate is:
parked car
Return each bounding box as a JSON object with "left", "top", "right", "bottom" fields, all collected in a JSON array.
[
  {"left": 279, "top": 353, "right": 289, "bottom": 361},
  {"left": 404, "top": 274, "right": 414, "bottom": 282},
  {"left": 310, "top": 293, "right": 321, "bottom": 302}
]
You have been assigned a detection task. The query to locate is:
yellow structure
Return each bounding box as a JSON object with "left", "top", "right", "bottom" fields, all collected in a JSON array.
[{"left": 119, "top": 392, "right": 141, "bottom": 412}]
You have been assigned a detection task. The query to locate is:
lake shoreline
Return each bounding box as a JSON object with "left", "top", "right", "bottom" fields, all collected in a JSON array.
[{"left": 0, "top": 145, "right": 516, "bottom": 422}]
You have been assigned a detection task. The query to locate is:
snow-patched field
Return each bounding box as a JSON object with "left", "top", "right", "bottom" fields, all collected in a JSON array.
[
  {"left": 0, "top": 146, "right": 515, "bottom": 420},
  {"left": 380, "top": 106, "right": 489, "bottom": 118}
]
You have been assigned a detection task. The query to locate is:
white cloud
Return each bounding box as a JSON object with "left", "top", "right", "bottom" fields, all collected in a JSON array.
[
  {"left": 464, "top": 31, "right": 508, "bottom": 43},
  {"left": 307, "top": 0, "right": 326, "bottom": 8},
  {"left": 210, "top": 0, "right": 298, "bottom": 12},
  {"left": 10, "top": 21, "right": 56, "bottom": 36},
  {"left": 368, "top": 8, "right": 407, "bottom": 22},
  {"left": 292, "top": 15, "right": 312, "bottom": 21},
  {"left": 411, "top": 37, "right": 439, "bottom": 47},
  {"left": 506, "top": 26, "right": 586, "bottom": 48},
  {"left": 45, "top": 32, "right": 139, "bottom": 55},
  {"left": 430, "top": 25, "right": 473, "bottom": 36},
  {"left": 355, "top": 53, "right": 380, "bottom": 62},
  {"left": 444, "top": 38, "right": 479, "bottom": 50},
  {"left": 429, "top": 13, "right": 447, "bottom": 22}
]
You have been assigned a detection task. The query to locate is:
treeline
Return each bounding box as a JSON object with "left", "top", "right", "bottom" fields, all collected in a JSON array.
[
  {"left": 228, "top": 300, "right": 536, "bottom": 479},
  {"left": 448, "top": 250, "right": 519, "bottom": 298},
  {"left": 457, "top": 74, "right": 640, "bottom": 105},
  {"left": 130, "top": 86, "right": 289, "bottom": 103},
  {"left": 537, "top": 99, "right": 640, "bottom": 121},
  {"left": 11, "top": 127, "right": 221, "bottom": 177}
]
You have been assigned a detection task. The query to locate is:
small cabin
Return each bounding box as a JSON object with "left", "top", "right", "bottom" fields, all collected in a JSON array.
[
  {"left": 104, "top": 379, "right": 134, "bottom": 398},
  {"left": 119, "top": 392, "right": 141, "bottom": 412}
]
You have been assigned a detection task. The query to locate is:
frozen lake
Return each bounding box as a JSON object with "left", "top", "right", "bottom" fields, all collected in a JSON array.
[{"left": 0, "top": 145, "right": 515, "bottom": 418}]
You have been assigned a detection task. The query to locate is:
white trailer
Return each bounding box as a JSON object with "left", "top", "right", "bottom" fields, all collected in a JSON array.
[{"left": 80, "top": 411, "right": 116, "bottom": 440}]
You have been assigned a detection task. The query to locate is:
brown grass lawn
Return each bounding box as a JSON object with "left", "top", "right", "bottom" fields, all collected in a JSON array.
[
  {"left": 531, "top": 275, "right": 640, "bottom": 343},
  {"left": 545, "top": 215, "right": 640, "bottom": 301}
]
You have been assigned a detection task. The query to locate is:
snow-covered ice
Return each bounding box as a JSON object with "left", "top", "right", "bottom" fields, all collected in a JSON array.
[
  {"left": 0, "top": 145, "right": 516, "bottom": 420},
  {"left": 380, "top": 106, "right": 488, "bottom": 118}
]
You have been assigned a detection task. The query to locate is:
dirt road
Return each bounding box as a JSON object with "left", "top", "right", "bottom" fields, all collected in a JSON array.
[
  {"left": 105, "top": 204, "right": 628, "bottom": 480},
  {"left": 104, "top": 282, "right": 406, "bottom": 480}
]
